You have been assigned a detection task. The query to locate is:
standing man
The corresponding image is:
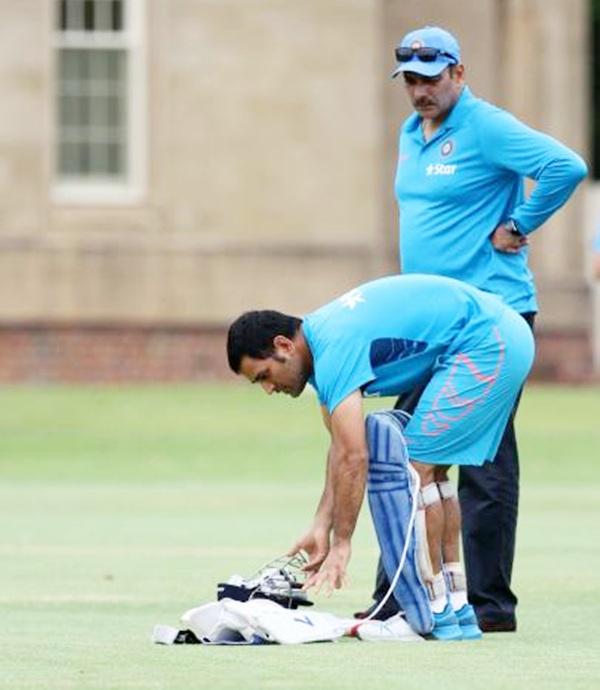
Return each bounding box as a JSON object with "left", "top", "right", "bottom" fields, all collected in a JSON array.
[
  {"left": 227, "top": 275, "right": 535, "bottom": 640},
  {"left": 362, "top": 26, "right": 587, "bottom": 632}
]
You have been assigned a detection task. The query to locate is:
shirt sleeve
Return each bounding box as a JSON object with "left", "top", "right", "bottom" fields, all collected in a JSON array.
[
  {"left": 477, "top": 110, "right": 588, "bottom": 234},
  {"left": 314, "top": 344, "right": 375, "bottom": 415}
]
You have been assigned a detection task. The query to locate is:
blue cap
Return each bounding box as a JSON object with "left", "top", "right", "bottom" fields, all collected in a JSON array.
[{"left": 392, "top": 26, "right": 461, "bottom": 78}]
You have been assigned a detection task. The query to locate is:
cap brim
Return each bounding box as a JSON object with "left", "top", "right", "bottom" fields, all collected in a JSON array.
[{"left": 391, "top": 59, "right": 451, "bottom": 79}]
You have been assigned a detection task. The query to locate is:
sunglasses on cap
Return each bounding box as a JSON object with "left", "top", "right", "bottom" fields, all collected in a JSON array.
[{"left": 395, "top": 46, "right": 457, "bottom": 63}]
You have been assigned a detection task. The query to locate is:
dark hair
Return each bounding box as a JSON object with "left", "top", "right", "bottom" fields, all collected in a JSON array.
[{"left": 227, "top": 310, "right": 303, "bottom": 373}]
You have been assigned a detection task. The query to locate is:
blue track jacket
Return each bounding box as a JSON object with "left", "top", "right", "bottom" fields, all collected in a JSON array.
[{"left": 395, "top": 87, "right": 588, "bottom": 313}]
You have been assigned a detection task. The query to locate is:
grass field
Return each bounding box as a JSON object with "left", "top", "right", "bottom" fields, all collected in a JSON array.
[{"left": 1, "top": 383, "right": 599, "bottom": 690}]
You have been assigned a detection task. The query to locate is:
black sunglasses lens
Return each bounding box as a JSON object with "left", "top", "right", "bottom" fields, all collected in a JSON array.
[
  {"left": 415, "top": 47, "right": 439, "bottom": 62},
  {"left": 395, "top": 46, "right": 443, "bottom": 63},
  {"left": 396, "top": 47, "right": 413, "bottom": 62}
]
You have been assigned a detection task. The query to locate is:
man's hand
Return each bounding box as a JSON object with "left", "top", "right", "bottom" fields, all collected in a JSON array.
[
  {"left": 491, "top": 223, "right": 529, "bottom": 254},
  {"left": 287, "top": 523, "right": 331, "bottom": 573},
  {"left": 303, "top": 539, "right": 351, "bottom": 595}
]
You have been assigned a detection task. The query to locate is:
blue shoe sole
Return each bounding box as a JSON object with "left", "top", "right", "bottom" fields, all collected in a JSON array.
[
  {"left": 459, "top": 624, "right": 483, "bottom": 640},
  {"left": 425, "top": 628, "right": 463, "bottom": 641}
]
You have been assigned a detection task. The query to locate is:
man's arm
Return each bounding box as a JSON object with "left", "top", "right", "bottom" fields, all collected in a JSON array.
[
  {"left": 480, "top": 110, "right": 587, "bottom": 236},
  {"left": 288, "top": 445, "right": 334, "bottom": 572},
  {"left": 304, "top": 390, "right": 368, "bottom": 593},
  {"left": 328, "top": 392, "right": 369, "bottom": 543},
  {"left": 286, "top": 405, "right": 337, "bottom": 571}
]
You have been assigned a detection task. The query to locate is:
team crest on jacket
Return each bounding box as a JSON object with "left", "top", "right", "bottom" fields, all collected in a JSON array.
[{"left": 441, "top": 140, "right": 454, "bottom": 157}]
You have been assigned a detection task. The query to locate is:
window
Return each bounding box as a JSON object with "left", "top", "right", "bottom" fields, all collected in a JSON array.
[{"left": 54, "top": 0, "right": 146, "bottom": 203}]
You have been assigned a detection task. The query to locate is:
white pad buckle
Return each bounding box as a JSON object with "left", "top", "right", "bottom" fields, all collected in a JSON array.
[
  {"left": 437, "top": 480, "right": 457, "bottom": 501},
  {"left": 418, "top": 482, "right": 441, "bottom": 509}
]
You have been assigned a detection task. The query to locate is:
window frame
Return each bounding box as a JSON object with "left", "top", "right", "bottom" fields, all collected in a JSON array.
[{"left": 52, "top": 0, "right": 147, "bottom": 205}]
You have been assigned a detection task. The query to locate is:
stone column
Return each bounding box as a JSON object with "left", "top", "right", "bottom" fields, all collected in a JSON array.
[{"left": 499, "top": 0, "right": 590, "bottom": 331}]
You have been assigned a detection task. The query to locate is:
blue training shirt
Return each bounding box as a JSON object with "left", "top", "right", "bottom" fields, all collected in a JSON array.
[
  {"left": 303, "top": 274, "right": 512, "bottom": 414},
  {"left": 395, "top": 87, "right": 588, "bottom": 314}
]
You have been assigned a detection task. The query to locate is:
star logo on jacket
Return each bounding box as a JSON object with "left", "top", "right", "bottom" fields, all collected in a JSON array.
[
  {"left": 441, "top": 140, "right": 454, "bottom": 157},
  {"left": 426, "top": 162, "right": 457, "bottom": 176},
  {"left": 340, "top": 288, "right": 365, "bottom": 310}
]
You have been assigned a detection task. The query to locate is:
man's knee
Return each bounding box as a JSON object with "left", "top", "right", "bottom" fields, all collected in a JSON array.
[
  {"left": 411, "top": 460, "right": 436, "bottom": 486},
  {"left": 433, "top": 465, "right": 451, "bottom": 484},
  {"left": 411, "top": 462, "right": 449, "bottom": 511}
]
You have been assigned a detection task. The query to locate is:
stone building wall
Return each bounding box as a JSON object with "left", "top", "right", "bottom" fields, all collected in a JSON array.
[{"left": 0, "top": 0, "right": 594, "bottom": 381}]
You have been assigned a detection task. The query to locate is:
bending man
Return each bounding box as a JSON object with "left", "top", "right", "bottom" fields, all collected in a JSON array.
[{"left": 227, "top": 274, "right": 534, "bottom": 639}]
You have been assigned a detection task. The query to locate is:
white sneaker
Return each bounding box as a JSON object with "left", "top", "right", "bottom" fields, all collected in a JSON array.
[{"left": 355, "top": 613, "right": 424, "bottom": 642}]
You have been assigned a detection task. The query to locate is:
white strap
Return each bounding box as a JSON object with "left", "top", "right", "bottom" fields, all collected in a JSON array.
[
  {"left": 443, "top": 561, "right": 466, "bottom": 592},
  {"left": 418, "top": 482, "right": 441, "bottom": 508},
  {"left": 437, "top": 480, "right": 457, "bottom": 500}
]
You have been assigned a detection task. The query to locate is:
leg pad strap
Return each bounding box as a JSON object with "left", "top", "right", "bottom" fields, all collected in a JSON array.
[
  {"left": 443, "top": 561, "right": 466, "bottom": 592},
  {"left": 437, "top": 480, "right": 457, "bottom": 501},
  {"left": 418, "top": 482, "right": 441, "bottom": 509}
]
